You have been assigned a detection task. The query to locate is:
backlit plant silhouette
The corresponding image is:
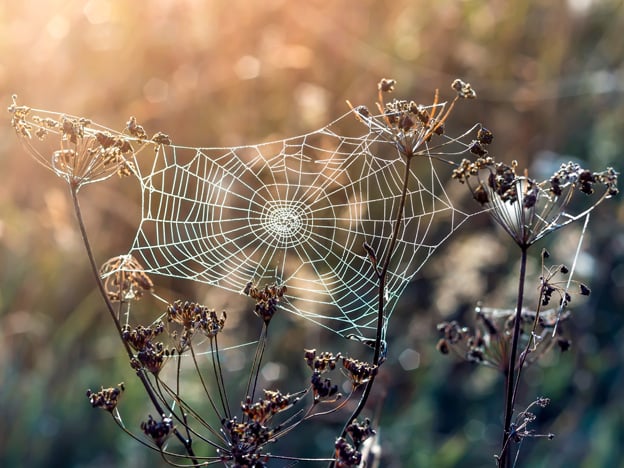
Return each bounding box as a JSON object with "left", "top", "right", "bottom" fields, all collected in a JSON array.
[{"left": 448, "top": 152, "right": 617, "bottom": 466}]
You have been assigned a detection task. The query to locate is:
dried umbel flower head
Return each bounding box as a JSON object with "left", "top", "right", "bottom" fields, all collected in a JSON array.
[
  {"left": 342, "top": 357, "right": 378, "bottom": 387},
  {"left": 346, "top": 418, "right": 376, "bottom": 450},
  {"left": 166, "top": 300, "right": 227, "bottom": 349},
  {"left": 304, "top": 349, "right": 341, "bottom": 373},
  {"left": 122, "top": 322, "right": 171, "bottom": 374},
  {"left": 220, "top": 417, "right": 272, "bottom": 466},
  {"left": 350, "top": 78, "right": 479, "bottom": 160},
  {"left": 436, "top": 320, "right": 470, "bottom": 355},
  {"left": 244, "top": 282, "right": 287, "bottom": 324},
  {"left": 8, "top": 96, "right": 137, "bottom": 189},
  {"left": 100, "top": 255, "right": 154, "bottom": 302},
  {"left": 122, "top": 322, "right": 164, "bottom": 352},
  {"left": 437, "top": 304, "right": 571, "bottom": 372},
  {"left": 334, "top": 437, "right": 362, "bottom": 467},
  {"left": 310, "top": 371, "right": 340, "bottom": 403},
  {"left": 141, "top": 415, "right": 174, "bottom": 448},
  {"left": 453, "top": 155, "right": 618, "bottom": 247},
  {"left": 241, "top": 390, "right": 299, "bottom": 425},
  {"left": 86, "top": 383, "right": 125, "bottom": 412}
]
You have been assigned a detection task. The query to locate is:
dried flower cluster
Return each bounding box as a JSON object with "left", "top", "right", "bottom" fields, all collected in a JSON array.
[
  {"left": 8, "top": 96, "right": 172, "bottom": 189},
  {"left": 100, "top": 255, "right": 154, "bottom": 302},
  {"left": 141, "top": 415, "right": 174, "bottom": 448},
  {"left": 453, "top": 153, "right": 618, "bottom": 246},
  {"left": 304, "top": 348, "right": 341, "bottom": 373},
  {"left": 122, "top": 322, "right": 171, "bottom": 374},
  {"left": 241, "top": 390, "right": 299, "bottom": 425},
  {"left": 220, "top": 417, "right": 272, "bottom": 466},
  {"left": 350, "top": 78, "right": 479, "bottom": 159},
  {"left": 437, "top": 303, "right": 571, "bottom": 372},
  {"left": 346, "top": 418, "right": 377, "bottom": 450},
  {"left": 305, "top": 350, "right": 343, "bottom": 403},
  {"left": 167, "top": 299, "right": 227, "bottom": 350},
  {"left": 86, "top": 383, "right": 125, "bottom": 412},
  {"left": 334, "top": 437, "right": 362, "bottom": 467},
  {"left": 342, "top": 357, "right": 378, "bottom": 387},
  {"left": 334, "top": 418, "right": 377, "bottom": 468},
  {"left": 244, "top": 282, "right": 287, "bottom": 324},
  {"left": 9, "top": 97, "right": 133, "bottom": 187}
]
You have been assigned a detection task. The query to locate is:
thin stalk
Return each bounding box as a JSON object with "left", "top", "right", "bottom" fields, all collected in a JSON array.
[
  {"left": 211, "top": 336, "right": 232, "bottom": 419},
  {"left": 500, "top": 246, "right": 528, "bottom": 468},
  {"left": 188, "top": 343, "right": 226, "bottom": 421},
  {"left": 511, "top": 287, "right": 546, "bottom": 409},
  {"left": 339, "top": 153, "right": 414, "bottom": 438},
  {"left": 69, "top": 184, "right": 198, "bottom": 463},
  {"left": 244, "top": 324, "right": 269, "bottom": 414}
]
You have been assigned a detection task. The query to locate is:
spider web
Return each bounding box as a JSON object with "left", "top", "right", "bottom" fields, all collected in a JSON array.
[{"left": 128, "top": 111, "right": 472, "bottom": 338}]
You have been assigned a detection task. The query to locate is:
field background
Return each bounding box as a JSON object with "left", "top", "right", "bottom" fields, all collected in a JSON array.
[{"left": 1, "top": 1, "right": 623, "bottom": 466}]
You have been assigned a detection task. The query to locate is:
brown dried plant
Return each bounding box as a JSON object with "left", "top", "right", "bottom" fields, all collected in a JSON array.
[
  {"left": 447, "top": 129, "right": 618, "bottom": 466},
  {"left": 9, "top": 79, "right": 518, "bottom": 467}
]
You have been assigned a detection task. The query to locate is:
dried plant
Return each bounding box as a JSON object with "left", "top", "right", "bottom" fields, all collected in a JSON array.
[
  {"left": 10, "top": 76, "right": 616, "bottom": 467},
  {"left": 447, "top": 136, "right": 618, "bottom": 466},
  {"left": 7, "top": 78, "right": 494, "bottom": 466}
]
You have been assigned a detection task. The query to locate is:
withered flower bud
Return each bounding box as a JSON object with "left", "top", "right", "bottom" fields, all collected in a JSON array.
[{"left": 378, "top": 78, "right": 396, "bottom": 93}]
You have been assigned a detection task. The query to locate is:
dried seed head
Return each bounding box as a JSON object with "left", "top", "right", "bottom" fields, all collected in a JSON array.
[
  {"left": 86, "top": 383, "right": 125, "bottom": 412},
  {"left": 378, "top": 78, "right": 396, "bottom": 93},
  {"left": 311, "top": 371, "right": 340, "bottom": 402},
  {"left": 477, "top": 127, "right": 494, "bottom": 145},
  {"left": 121, "top": 322, "right": 170, "bottom": 373},
  {"left": 470, "top": 141, "right": 488, "bottom": 156},
  {"left": 456, "top": 156, "right": 617, "bottom": 247},
  {"left": 9, "top": 98, "right": 140, "bottom": 188},
  {"left": 100, "top": 255, "right": 154, "bottom": 302},
  {"left": 352, "top": 78, "right": 479, "bottom": 163},
  {"left": 126, "top": 116, "right": 148, "bottom": 140},
  {"left": 246, "top": 282, "right": 287, "bottom": 324},
  {"left": 342, "top": 357, "right": 378, "bottom": 387},
  {"left": 334, "top": 437, "right": 362, "bottom": 467},
  {"left": 221, "top": 417, "right": 273, "bottom": 464},
  {"left": 141, "top": 415, "right": 174, "bottom": 448},
  {"left": 346, "top": 418, "right": 376, "bottom": 449},
  {"left": 167, "top": 300, "right": 227, "bottom": 342},
  {"left": 304, "top": 349, "right": 341, "bottom": 373},
  {"left": 151, "top": 131, "right": 172, "bottom": 145},
  {"left": 241, "top": 390, "right": 299, "bottom": 425},
  {"left": 122, "top": 322, "right": 165, "bottom": 351},
  {"left": 452, "top": 79, "right": 477, "bottom": 99}
]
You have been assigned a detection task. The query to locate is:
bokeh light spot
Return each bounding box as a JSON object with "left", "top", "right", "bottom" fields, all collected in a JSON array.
[
  {"left": 143, "top": 77, "right": 169, "bottom": 103},
  {"left": 398, "top": 348, "right": 421, "bottom": 371},
  {"left": 234, "top": 55, "right": 261, "bottom": 80}
]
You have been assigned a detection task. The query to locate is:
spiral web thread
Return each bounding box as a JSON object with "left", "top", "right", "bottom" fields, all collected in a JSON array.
[{"left": 127, "top": 110, "right": 474, "bottom": 339}]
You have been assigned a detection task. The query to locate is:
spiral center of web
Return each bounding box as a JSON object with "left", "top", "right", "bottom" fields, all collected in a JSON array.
[
  {"left": 266, "top": 205, "right": 302, "bottom": 234},
  {"left": 250, "top": 190, "right": 315, "bottom": 248}
]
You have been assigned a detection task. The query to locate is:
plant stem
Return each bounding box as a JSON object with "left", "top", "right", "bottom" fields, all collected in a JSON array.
[
  {"left": 69, "top": 185, "right": 198, "bottom": 462},
  {"left": 339, "top": 154, "right": 413, "bottom": 438},
  {"left": 500, "top": 246, "right": 528, "bottom": 468}
]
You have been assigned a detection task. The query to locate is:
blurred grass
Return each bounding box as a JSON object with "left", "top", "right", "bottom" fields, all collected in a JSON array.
[{"left": 1, "top": 0, "right": 623, "bottom": 466}]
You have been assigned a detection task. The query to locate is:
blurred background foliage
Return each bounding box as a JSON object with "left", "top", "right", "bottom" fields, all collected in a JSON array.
[{"left": 1, "top": 0, "right": 623, "bottom": 466}]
